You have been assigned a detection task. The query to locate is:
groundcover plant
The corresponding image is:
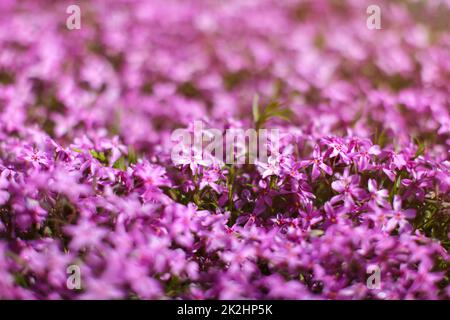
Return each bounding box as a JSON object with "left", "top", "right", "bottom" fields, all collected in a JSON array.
[{"left": 0, "top": 0, "right": 449, "bottom": 300}]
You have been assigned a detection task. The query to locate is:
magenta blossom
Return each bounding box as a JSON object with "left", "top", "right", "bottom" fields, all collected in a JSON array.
[{"left": 300, "top": 145, "right": 333, "bottom": 180}]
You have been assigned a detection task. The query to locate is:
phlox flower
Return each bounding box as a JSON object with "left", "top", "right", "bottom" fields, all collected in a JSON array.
[
  {"left": 256, "top": 155, "right": 281, "bottom": 179},
  {"left": 199, "top": 165, "right": 224, "bottom": 193},
  {"left": 322, "top": 137, "right": 351, "bottom": 164},
  {"left": 331, "top": 169, "right": 366, "bottom": 207},
  {"left": 21, "top": 148, "right": 49, "bottom": 169},
  {"left": 100, "top": 136, "right": 128, "bottom": 165},
  {"left": 64, "top": 219, "right": 109, "bottom": 251},
  {"left": 385, "top": 196, "right": 416, "bottom": 233},
  {"left": 299, "top": 145, "right": 332, "bottom": 180},
  {"left": 367, "top": 179, "right": 389, "bottom": 208},
  {"left": 298, "top": 202, "right": 322, "bottom": 230},
  {"left": 0, "top": 171, "right": 10, "bottom": 205},
  {"left": 173, "top": 148, "right": 210, "bottom": 174}
]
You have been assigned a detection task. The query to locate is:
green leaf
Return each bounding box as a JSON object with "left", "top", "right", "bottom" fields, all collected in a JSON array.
[
  {"left": 193, "top": 193, "right": 201, "bottom": 206},
  {"left": 265, "top": 100, "right": 281, "bottom": 114},
  {"left": 310, "top": 229, "right": 325, "bottom": 237},
  {"left": 267, "top": 108, "right": 294, "bottom": 121},
  {"left": 389, "top": 172, "right": 404, "bottom": 202},
  {"left": 414, "top": 138, "right": 425, "bottom": 158},
  {"left": 89, "top": 150, "right": 108, "bottom": 164},
  {"left": 252, "top": 94, "right": 260, "bottom": 123},
  {"left": 113, "top": 157, "right": 127, "bottom": 171},
  {"left": 14, "top": 273, "right": 28, "bottom": 288},
  {"left": 128, "top": 146, "right": 137, "bottom": 164},
  {"left": 167, "top": 188, "right": 179, "bottom": 201},
  {"left": 376, "top": 129, "right": 387, "bottom": 148},
  {"left": 254, "top": 98, "right": 293, "bottom": 130}
]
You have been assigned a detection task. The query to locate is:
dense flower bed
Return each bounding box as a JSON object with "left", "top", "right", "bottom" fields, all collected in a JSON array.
[{"left": 0, "top": 0, "right": 449, "bottom": 299}]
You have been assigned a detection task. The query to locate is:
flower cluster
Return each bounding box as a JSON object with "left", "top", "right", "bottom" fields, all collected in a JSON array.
[{"left": 0, "top": 0, "right": 449, "bottom": 299}]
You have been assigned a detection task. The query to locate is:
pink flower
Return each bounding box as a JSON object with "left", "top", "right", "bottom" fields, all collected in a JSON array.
[
  {"left": 134, "top": 162, "right": 169, "bottom": 187},
  {"left": 199, "top": 165, "right": 224, "bottom": 193},
  {"left": 331, "top": 169, "right": 366, "bottom": 207},
  {"left": 0, "top": 171, "right": 10, "bottom": 205},
  {"left": 173, "top": 148, "right": 209, "bottom": 174},
  {"left": 322, "top": 137, "right": 351, "bottom": 164},
  {"left": 257, "top": 155, "right": 281, "bottom": 179},
  {"left": 367, "top": 179, "right": 389, "bottom": 208},
  {"left": 298, "top": 202, "right": 322, "bottom": 230},
  {"left": 64, "top": 219, "right": 109, "bottom": 251},
  {"left": 100, "top": 136, "right": 128, "bottom": 165},
  {"left": 385, "top": 196, "right": 416, "bottom": 233},
  {"left": 21, "top": 148, "right": 49, "bottom": 169},
  {"left": 300, "top": 145, "right": 333, "bottom": 180}
]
